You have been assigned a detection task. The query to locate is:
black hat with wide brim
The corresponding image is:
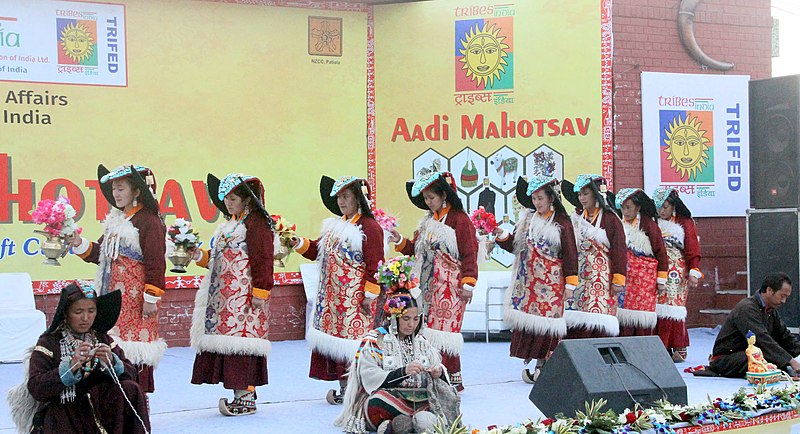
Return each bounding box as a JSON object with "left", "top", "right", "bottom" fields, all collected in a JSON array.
[
  {"left": 405, "top": 180, "right": 428, "bottom": 210},
  {"left": 319, "top": 175, "right": 371, "bottom": 216},
  {"left": 46, "top": 283, "right": 122, "bottom": 335},
  {"left": 98, "top": 164, "right": 160, "bottom": 214},
  {"left": 561, "top": 180, "right": 580, "bottom": 208},
  {"left": 320, "top": 175, "right": 341, "bottom": 216},
  {"left": 561, "top": 179, "right": 617, "bottom": 211},
  {"left": 208, "top": 173, "right": 273, "bottom": 227},
  {"left": 515, "top": 177, "right": 534, "bottom": 210},
  {"left": 405, "top": 172, "right": 459, "bottom": 211}
]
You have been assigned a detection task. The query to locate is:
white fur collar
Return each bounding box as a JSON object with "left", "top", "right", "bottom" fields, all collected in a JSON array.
[
  {"left": 571, "top": 211, "right": 610, "bottom": 247},
  {"left": 658, "top": 218, "right": 685, "bottom": 247},
  {"left": 94, "top": 208, "right": 142, "bottom": 294},
  {"left": 416, "top": 215, "right": 459, "bottom": 258},
  {"left": 623, "top": 216, "right": 653, "bottom": 256},
  {"left": 317, "top": 217, "right": 365, "bottom": 260}
]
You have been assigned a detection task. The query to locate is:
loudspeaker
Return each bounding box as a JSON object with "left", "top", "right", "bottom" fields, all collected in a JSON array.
[
  {"left": 747, "top": 208, "right": 800, "bottom": 327},
  {"left": 529, "top": 336, "right": 687, "bottom": 417},
  {"left": 749, "top": 75, "right": 800, "bottom": 209}
]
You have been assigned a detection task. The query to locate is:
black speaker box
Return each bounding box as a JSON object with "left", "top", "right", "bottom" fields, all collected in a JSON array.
[
  {"left": 749, "top": 75, "right": 800, "bottom": 209},
  {"left": 747, "top": 208, "right": 800, "bottom": 327},
  {"left": 529, "top": 336, "right": 687, "bottom": 417}
]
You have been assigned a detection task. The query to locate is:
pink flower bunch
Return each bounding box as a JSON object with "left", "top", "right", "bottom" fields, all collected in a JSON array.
[
  {"left": 31, "top": 196, "right": 82, "bottom": 237},
  {"left": 373, "top": 208, "right": 398, "bottom": 232},
  {"left": 470, "top": 206, "right": 498, "bottom": 235},
  {"left": 375, "top": 255, "right": 418, "bottom": 292}
]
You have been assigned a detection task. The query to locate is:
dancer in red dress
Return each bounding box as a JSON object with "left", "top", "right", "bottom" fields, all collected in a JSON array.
[
  {"left": 291, "top": 176, "right": 384, "bottom": 404},
  {"left": 188, "top": 173, "right": 274, "bottom": 416},
  {"left": 615, "top": 188, "right": 668, "bottom": 337},
  {"left": 652, "top": 187, "right": 702, "bottom": 361},
  {"left": 495, "top": 176, "right": 578, "bottom": 384},
  {"left": 71, "top": 164, "right": 166, "bottom": 394},
  {"left": 561, "top": 174, "right": 627, "bottom": 339},
  {"left": 388, "top": 171, "right": 478, "bottom": 391}
]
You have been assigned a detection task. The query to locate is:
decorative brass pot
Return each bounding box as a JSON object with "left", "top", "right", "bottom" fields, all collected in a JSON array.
[
  {"left": 168, "top": 245, "right": 193, "bottom": 273},
  {"left": 39, "top": 234, "right": 68, "bottom": 266},
  {"left": 274, "top": 239, "right": 292, "bottom": 268}
]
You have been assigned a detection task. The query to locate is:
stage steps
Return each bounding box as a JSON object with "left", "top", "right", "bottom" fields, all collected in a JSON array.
[{"left": 690, "top": 270, "right": 748, "bottom": 328}]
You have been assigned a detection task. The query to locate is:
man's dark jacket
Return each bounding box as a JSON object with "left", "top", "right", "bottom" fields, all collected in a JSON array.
[{"left": 710, "top": 294, "right": 800, "bottom": 377}]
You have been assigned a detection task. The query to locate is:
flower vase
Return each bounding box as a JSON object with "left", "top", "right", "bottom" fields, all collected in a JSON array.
[
  {"left": 477, "top": 233, "right": 494, "bottom": 262},
  {"left": 168, "top": 245, "right": 193, "bottom": 273},
  {"left": 274, "top": 238, "right": 292, "bottom": 268},
  {"left": 39, "top": 233, "right": 69, "bottom": 266}
]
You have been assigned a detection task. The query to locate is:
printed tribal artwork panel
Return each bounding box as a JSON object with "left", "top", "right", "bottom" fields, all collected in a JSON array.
[
  {"left": 455, "top": 17, "right": 513, "bottom": 92},
  {"left": 411, "top": 144, "right": 565, "bottom": 267},
  {"left": 659, "top": 110, "right": 714, "bottom": 183},
  {"left": 308, "top": 16, "right": 342, "bottom": 57},
  {"left": 57, "top": 19, "right": 98, "bottom": 66}
]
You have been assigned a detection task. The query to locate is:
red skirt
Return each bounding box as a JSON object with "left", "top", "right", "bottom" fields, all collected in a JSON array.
[
  {"left": 619, "top": 324, "right": 655, "bottom": 337},
  {"left": 656, "top": 317, "right": 689, "bottom": 348},
  {"left": 191, "top": 352, "right": 269, "bottom": 390},
  {"left": 566, "top": 326, "right": 613, "bottom": 339},
  {"left": 136, "top": 364, "right": 155, "bottom": 394},
  {"left": 509, "top": 329, "right": 559, "bottom": 360},
  {"left": 309, "top": 350, "right": 349, "bottom": 381},
  {"left": 441, "top": 352, "right": 461, "bottom": 375}
]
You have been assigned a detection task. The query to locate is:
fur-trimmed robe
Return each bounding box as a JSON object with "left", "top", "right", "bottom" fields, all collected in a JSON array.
[
  {"left": 191, "top": 211, "right": 274, "bottom": 359},
  {"left": 566, "top": 209, "right": 627, "bottom": 336},
  {"left": 78, "top": 208, "right": 167, "bottom": 369},
  {"left": 656, "top": 216, "right": 702, "bottom": 320},
  {"left": 6, "top": 332, "right": 149, "bottom": 434},
  {"left": 498, "top": 210, "right": 578, "bottom": 338},
  {"left": 618, "top": 215, "right": 668, "bottom": 330},
  {"left": 396, "top": 210, "right": 478, "bottom": 356},
  {"left": 300, "top": 215, "right": 384, "bottom": 363},
  {"left": 334, "top": 326, "right": 444, "bottom": 433}
]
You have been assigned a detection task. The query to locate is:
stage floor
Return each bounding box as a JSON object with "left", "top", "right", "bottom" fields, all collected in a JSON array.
[{"left": 0, "top": 327, "right": 792, "bottom": 433}]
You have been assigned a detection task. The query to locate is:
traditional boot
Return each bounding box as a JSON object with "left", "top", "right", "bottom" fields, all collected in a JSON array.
[
  {"left": 522, "top": 360, "right": 544, "bottom": 384},
  {"left": 671, "top": 347, "right": 688, "bottom": 363},
  {"left": 326, "top": 380, "right": 347, "bottom": 405},
  {"left": 219, "top": 389, "right": 257, "bottom": 416},
  {"left": 450, "top": 372, "right": 464, "bottom": 392},
  {"left": 325, "top": 389, "right": 342, "bottom": 405}
]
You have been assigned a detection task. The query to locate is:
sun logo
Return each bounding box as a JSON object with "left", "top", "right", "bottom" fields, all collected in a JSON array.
[
  {"left": 663, "top": 114, "right": 711, "bottom": 180},
  {"left": 60, "top": 22, "right": 94, "bottom": 64},
  {"left": 458, "top": 22, "right": 509, "bottom": 88}
]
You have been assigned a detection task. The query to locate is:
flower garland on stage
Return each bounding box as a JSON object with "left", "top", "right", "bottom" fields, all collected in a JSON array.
[{"left": 425, "top": 381, "right": 800, "bottom": 434}]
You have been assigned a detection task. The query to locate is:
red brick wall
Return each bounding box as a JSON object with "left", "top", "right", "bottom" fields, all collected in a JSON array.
[
  {"left": 35, "top": 284, "right": 307, "bottom": 347},
  {"left": 612, "top": 0, "right": 773, "bottom": 326}
]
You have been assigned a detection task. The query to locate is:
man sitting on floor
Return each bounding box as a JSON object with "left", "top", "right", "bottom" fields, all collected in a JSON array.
[{"left": 709, "top": 272, "right": 800, "bottom": 378}]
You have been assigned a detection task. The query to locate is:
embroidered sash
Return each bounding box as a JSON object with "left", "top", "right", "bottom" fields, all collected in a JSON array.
[
  {"left": 205, "top": 224, "right": 269, "bottom": 340},
  {"left": 426, "top": 250, "right": 465, "bottom": 335},
  {"left": 313, "top": 231, "right": 370, "bottom": 340}
]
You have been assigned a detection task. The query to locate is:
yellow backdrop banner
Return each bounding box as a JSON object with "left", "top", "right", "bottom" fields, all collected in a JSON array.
[
  {"left": 373, "top": 0, "right": 612, "bottom": 268},
  {"left": 0, "top": 0, "right": 368, "bottom": 286}
]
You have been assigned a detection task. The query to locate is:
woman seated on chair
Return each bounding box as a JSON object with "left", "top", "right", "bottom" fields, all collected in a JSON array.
[
  {"left": 7, "top": 282, "right": 150, "bottom": 434},
  {"left": 335, "top": 290, "right": 459, "bottom": 434}
]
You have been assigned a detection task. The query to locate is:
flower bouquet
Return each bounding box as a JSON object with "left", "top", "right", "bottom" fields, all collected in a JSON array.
[
  {"left": 373, "top": 208, "right": 398, "bottom": 232},
  {"left": 166, "top": 218, "right": 200, "bottom": 273},
  {"left": 374, "top": 208, "right": 398, "bottom": 253},
  {"left": 375, "top": 255, "right": 419, "bottom": 295},
  {"left": 469, "top": 206, "right": 498, "bottom": 262},
  {"left": 31, "top": 196, "right": 82, "bottom": 266},
  {"left": 271, "top": 214, "right": 297, "bottom": 267}
]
